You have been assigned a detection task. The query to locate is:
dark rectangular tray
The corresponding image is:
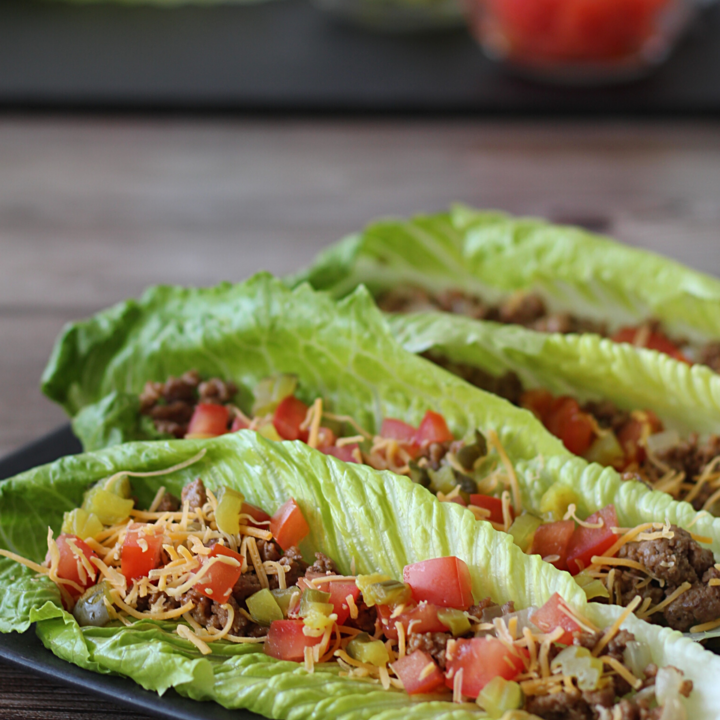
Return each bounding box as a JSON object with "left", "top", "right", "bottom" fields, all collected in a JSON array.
[
  {"left": 0, "top": 425, "right": 258, "bottom": 720},
  {"left": 1, "top": 0, "right": 720, "bottom": 115}
]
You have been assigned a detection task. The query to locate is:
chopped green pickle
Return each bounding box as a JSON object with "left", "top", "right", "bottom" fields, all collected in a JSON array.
[
  {"left": 82, "top": 487, "right": 134, "bottom": 525},
  {"left": 476, "top": 676, "right": 523, "bottom": 718},
  {"left": 257, "top": 423, "right": 283, "bottom": 442},
  {"left": 299, "top": 588, "right": 332, "bottom": 617},
  {"left": 252, "top": 373, "right": 298, "bottom": 417},
  {"left": 73, "top": 581, "right": 113, "bottom": 627},
  {"left": 574, "top": 571, "right": 610, "bottom": 600},
  {"left": 346, "top": 633, "right": 389, "bottom": 667},
  {"left": 508, "top": 514, "right": 543, "bottom": 553},
  {"left": 103, "top": 474, "right": 132, "bottom": 499},
  {"left": 583, "top": 431, "right": 624, "bottom": 467},
  {"left": 539, "top": 484, "right": 579, "bottom": 521},
  {"left": 246, "top": 588, "right": 284, "bottom": 626},
  {"left": 61, "top": 508, "right": 104, "bottom": 540},
  {"left": 551, "top": 646, "right": 603, "bottom": 691},
  {"left": 215, "top": 486, "right": 245, "bottom": 536},
  {"left": 362, "top": 580, "right": 412, "bottom": 608},
  {"left": 456, "top": 431, "right": 488, "bottom": 471},
  {"left": 428, "top": 465, "right": 456, "bottom": 496},
  {"left": 453, "top": 471, "right": 478, "bottom": 497},
  {"left": 408, "top": 462, "right": 431, "bottom": 488},
  {"left": 270, "top": 587, "right": 300, "bottom": 617},
  {"left": 623, "top": 641, "right": 652, "bottom": 678},
  {"left": 437, "top": 608, "right": 471, "bottom": 637},
  {"left": 355, "top": 573, "right": 391, "bottom": 602}
]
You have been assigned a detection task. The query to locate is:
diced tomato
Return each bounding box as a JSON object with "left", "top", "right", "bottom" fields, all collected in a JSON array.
[
  {"left": 530, "top": 592, "right": 581, "bottom": 645},
  {"left": 325, "top": 581, "right": 361, "bottom": 626},
  {"left": 269, "top": 498, "right": 310, "bottom": 551},
  {"left": 616, "top": 411, "right": 663, "bottom": 467},
  {"left": 545, "top": 397, "right": 595, "bottom": 456},
  {"left": 444, "top": 637, "right": 526, "bottom": 698},
  {"left": 377, "top": 602, "right": 447, "bottom": 639},
  {"left": 273, "top": 396, "right": 310, "bottom": 442},
  {"left": 393, "top": 650, "right": 445, "bottom": 695},
  {"left": 53, "top": 534, "right": 99, "bottom": 599},
  {"left": 566, "top": 505, "right": 618, "bottom": 575},
  {"left": 316, "top": 427, "right": 336, "bottom": 449},
  {"left": 121, "top": 524, "right": 165, "bottom": 582},
  {"left": 486, "top": 0, "right": 669, "bottom": 63},
  {"left": 415, "top": 411, "right": 454, "bottom": 446},
  {"left": 264, "top": 619, "right": 322, "bottom": 661},
  {"left": 379, "top": 418, "right": 417, "bottom": 443},
  {"left": 194, "top": 544, "right": 244, "bottom": 603},
  {"left": 530, "top": 519, "right": 575, "bottom": 572},
  {"left": 320, "top": 444, "right": 360, "bottom": 463},
  {"left": 520, "top": 388, "right": 555, "bottom": 421},
  {"left": 186, "top": 403, "right": 230, "bottom": 438},
  {"left": 469, "top": 494, "right": 512, "bottom": 525},
  {"left": 230, "top": 415, "right": 250, "bottom": 432},
  {"left": 612, "top": 327, "right": 690, "bottom": 364},
  {"left": 240, "top": 502, "right": 272, "bottom": 528},
  {"left": 403, "top": 557, "right": 474, "bottom": 610}
]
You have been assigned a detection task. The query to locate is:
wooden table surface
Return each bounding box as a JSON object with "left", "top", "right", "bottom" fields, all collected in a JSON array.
[{"left": 1, "top": 116, "right": 720, "bottom": 718}]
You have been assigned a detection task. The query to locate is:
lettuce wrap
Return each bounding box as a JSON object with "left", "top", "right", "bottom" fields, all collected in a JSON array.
[
  {"left": 2, "top": 429, "right": 720, "bottom": 719},
  {"left": 289, "top": 205, "right": 720, "bottom": 364}
]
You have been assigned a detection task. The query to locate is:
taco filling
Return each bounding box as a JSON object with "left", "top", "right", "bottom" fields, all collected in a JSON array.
[
  {"left": 135, "top": 371, "right": 720, "bottom": 635},
  {"left": 424, "top": 355, "right": 720, "bottom": 514},
  {"left": 0, "top": 472, "right": 697, "bottom": 719},
  {"left": 378, "top": 287, "right": 717, "bottom": 370}
]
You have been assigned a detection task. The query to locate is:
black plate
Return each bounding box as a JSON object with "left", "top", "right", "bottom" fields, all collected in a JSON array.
[
  {"left": 0, "top": 425, "right": 259, "bottom": 720},
  {"left": 1, "top": 0, "right": 720, "bottom": 115}
]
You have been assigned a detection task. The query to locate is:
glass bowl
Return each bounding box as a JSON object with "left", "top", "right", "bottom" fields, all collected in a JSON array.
[{"left": 465, "top": 0, "right": 696, "bottom": 84}]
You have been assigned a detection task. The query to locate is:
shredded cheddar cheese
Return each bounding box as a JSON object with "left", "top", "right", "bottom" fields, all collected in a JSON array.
[{"left": 592, "top": 596, "right": 642, "bottom": 657}]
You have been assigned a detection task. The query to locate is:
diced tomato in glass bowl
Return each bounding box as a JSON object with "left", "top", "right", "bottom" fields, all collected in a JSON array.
[{"left": 465, "top": 0, "right": 694, "bottom": 84}]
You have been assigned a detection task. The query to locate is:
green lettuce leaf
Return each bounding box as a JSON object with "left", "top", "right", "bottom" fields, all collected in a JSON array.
[
  {"left": 390, "top": 311, "right": 720, "bottom": 437},
  {"left": 40, "top": 274, "right": 720, "bottom": 557},
  {"left": 3, "top": 431, "right": 720, "bottom": 718},
  {"left": 290, "top": 205, "right": 720, "bottom": 344}
]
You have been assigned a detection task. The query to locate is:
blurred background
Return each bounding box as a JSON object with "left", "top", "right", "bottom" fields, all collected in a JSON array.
[{"left": 1, "top": 1, "right": 720, "bottom": 715}]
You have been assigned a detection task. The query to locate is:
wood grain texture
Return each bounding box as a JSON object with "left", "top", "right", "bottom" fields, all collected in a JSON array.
[{"left": 1, "top": 117, "right": 719, "bottom": 718}]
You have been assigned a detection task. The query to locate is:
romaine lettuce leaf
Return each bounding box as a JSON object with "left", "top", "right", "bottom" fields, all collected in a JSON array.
[
  {"left": 2, "top": 431, "right": 720, "bottom": 718},
  {"left": 40, "top": 274, "right": 720, "bottom": 557},
  {"left": 390, "top": 311, "right": 720, "bottom": 437},
  {"left": 290, "top": 205, "right": 720, "bottom": 343}
]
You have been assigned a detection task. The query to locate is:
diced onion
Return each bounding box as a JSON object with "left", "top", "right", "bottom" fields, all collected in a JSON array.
[
  {"left": 659, "top": 698, "right": 687, "bottom": 720},
  {"left": 655, "top": 666, "right": 685, "bottom": 706},
  {"left": 623, "top": 641, "right": 652, "bottom": 679},
  {"left": 646, "top": 430, "right": 681, "bottom": 456}
]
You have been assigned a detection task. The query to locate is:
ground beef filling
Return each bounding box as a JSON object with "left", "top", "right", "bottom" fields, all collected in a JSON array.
[
  {"left": 139, "top": 370, "right": 238, "bottom": 438},
  {"left": 614, "top": 526, "right": 720, "bottom": 632},
  {"left": 383, "top": 284, "right": 720, "bottom": 380},
  {"left": 379, "top": 288, "right": 607, "bottom": 336}
]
